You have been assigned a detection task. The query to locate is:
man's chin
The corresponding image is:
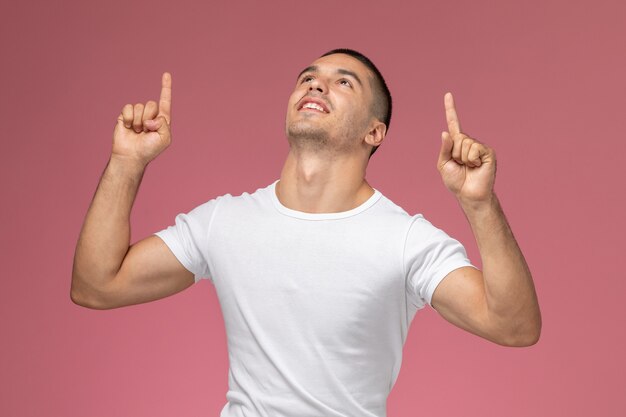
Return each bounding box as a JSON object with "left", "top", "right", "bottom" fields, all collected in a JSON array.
[{"left": 286, "top": 125, "right": 329, "bottom": 144}]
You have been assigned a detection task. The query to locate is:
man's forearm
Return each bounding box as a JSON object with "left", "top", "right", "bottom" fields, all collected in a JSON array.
[
  {"left": 71, "top": 155, "right": 146, "bottom": 304},
  {"left": 460, "top": 193, "right": 541, "bottom": 344}
]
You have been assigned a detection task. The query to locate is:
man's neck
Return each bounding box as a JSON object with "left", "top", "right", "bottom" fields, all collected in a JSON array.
[{"left": 276, "top": 148, "right": 374, "bottom": 214}]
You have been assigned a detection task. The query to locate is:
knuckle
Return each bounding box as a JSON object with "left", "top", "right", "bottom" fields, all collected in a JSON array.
[{"left": 122, "top": 105, "right": 132, "bottom": 117}]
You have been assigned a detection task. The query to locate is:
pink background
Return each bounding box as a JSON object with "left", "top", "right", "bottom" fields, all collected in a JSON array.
[{"left": 2, "top": 0, "right": 624, "bottom": 416}]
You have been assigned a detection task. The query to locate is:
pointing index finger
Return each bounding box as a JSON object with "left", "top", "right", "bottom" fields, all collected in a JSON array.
[
  {"left": 159, "top": 72, "right": 172, "bottom": 123},
  {"left": 444, "top": 92, "right": 461, "bottom": 135}
]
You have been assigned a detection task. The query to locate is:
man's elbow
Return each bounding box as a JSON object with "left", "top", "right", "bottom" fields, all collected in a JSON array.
[
  {"left": 498, "top": 319, "right": 542, "bottom": 347},
  {"left": 70, "top": 275, "right": 113, "bottom": 310},
  {"left": 70, "top": 287, "right": 103, "bottom": 309},
  {"left": 502, "top": 329, "right": 541, "bottom": 347}
]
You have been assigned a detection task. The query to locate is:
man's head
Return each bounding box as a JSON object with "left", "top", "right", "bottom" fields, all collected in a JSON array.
[
  {"left": 320, "top": 49, "right": 392, "bottom": 157},
  {"left": 285, "top": 49, "right": 392, "bottom": 158}
]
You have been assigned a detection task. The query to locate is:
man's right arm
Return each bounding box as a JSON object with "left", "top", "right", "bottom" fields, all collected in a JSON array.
[
  {"left": 71, "top": 72, "right": 193, "bottom": 310},
  {"left": 70, "top": 156, "right": 193, "bottom": 310}
]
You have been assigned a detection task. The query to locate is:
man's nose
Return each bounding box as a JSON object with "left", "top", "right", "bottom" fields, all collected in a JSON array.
[{"left": 308, "top": 78, "right": 326, "bottom": 93}]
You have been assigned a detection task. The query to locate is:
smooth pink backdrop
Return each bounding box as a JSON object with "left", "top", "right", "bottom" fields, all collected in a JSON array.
[{"left": 2, "top": 0, "right": 624, "bottom": 416}]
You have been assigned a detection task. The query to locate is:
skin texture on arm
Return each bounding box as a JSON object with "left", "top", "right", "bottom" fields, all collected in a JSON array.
[
  {"left": 430, "top": 93, "right": 541, "bottom": 347},
  {"left": 71, "top": 72, "right": 194, "bottom": 309}
]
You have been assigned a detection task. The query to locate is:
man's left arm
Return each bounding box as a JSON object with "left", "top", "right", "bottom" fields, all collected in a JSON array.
[{"left": 430, "top": 93, "right": 541, "bottom": 347}]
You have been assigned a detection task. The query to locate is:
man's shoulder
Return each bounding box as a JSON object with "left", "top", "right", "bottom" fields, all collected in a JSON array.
[
  {"left": 201, "top": 181, "right": 275, "bottom": 213},
  {"left": 362, "top": 189, "right": 425, "bottom": 232},
  {"left": 372, "top": 190, "right": 412, "bottom": 218},
  {"left": 372, "top": 191, "right": 449, "bottom": 240}
]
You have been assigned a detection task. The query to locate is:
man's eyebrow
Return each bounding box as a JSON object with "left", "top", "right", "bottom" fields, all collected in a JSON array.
[
  {"left": 336, "top": 68, "right": 363, "bottom": 86},
  {"left": 296, "top": 65, "right": 318, "bottom": 81},
  {"left": 295, "top": 66, "right": 363, "bottom": 87}
]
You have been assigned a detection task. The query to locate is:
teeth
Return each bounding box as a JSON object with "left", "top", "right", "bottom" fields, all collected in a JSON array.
[{"left": 302, "top": 102, "right": 325, "bottom": 112}]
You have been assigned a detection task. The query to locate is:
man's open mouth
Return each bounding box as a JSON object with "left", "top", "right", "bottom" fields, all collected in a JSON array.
[{"left": 297, "top": 98, "right": 329, "bottom": 113}]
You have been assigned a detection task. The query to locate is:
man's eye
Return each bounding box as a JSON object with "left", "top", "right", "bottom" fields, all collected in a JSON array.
[
  {"left": 301, "top": 76, "right": 314, "bottom": 83},
  {"left": 339, "top": 79, "right": 352, "bottom": 87}
]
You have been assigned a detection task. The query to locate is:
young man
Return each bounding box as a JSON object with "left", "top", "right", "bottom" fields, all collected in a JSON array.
[{"left": 71, "top": 49, "right": 541, "bottom": 417}]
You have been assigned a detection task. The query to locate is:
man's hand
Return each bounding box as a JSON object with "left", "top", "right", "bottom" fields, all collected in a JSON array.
[
  {"left": 112, "top": 72, "right": 173, "bottom": 168},
  {"left": 437, "top": 92, "right": 496, "bottom": 204}
]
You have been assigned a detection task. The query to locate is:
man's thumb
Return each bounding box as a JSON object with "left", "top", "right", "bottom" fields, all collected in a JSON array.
[
  {"left": 438, "top": 131, "right": 453, "bottom": 166},
  {"left": 145, "top": 116, "right": 169, "bottom": 135}
]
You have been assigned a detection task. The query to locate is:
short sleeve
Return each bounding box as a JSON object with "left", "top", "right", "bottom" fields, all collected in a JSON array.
[
  {"left": 403, "top": 214, "right": 476, "bottom": 310},
  {"left": 153, "top": 197, "right": 220, "bottom": 284}
]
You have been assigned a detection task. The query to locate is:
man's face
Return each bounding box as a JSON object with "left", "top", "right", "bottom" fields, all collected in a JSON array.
[{"left": 285, "top": 53, "right": 377, "bottom": 153}]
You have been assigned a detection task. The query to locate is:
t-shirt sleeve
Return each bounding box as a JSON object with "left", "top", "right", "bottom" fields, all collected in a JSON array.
[
  {"left": 403, "top": 214, "right": 476, "bottom": 310},
  {"left": 153, "top": 197, "right": 220, "bottom": 284}
]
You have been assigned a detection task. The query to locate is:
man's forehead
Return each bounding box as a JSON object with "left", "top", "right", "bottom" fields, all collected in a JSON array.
[{"left": 299, "top": 54, "right": 372, "bottom": 83}]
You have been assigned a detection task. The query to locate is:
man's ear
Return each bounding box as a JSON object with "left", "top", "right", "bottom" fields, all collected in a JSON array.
[{"left": 364, "top": 120, "right": 387, "bottom": 148}]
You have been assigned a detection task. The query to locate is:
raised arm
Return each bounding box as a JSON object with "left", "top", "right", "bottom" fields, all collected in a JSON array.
[
  {"left": 71, "top": 72, "right": 194, "bottom": 310},
  {"left": 430, "top": 93, "right": 541, "bottom": 347}
]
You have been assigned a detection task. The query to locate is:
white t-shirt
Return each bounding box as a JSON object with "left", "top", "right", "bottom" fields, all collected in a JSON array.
[{"left": 155, "top": 179, "right": 475, "bottom": 417}]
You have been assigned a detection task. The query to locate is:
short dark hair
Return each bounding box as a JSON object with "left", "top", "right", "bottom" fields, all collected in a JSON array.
[{"left": 320, "top": 48, "right": 392, "bottom": 157}]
